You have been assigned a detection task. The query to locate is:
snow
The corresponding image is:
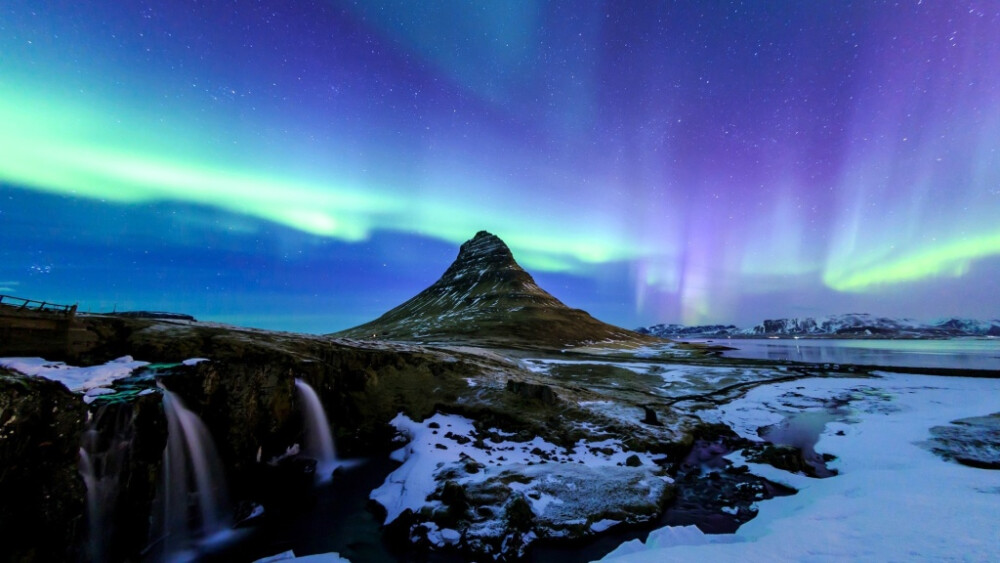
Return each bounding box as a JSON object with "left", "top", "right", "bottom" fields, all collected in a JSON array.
[
  {"left": 370, "top": 412, "right": 663, "bottom": 525},
  {"left": 82, "top": 387, "right": 115, "bottom": 404},
  {"left": 521, "top": 358, "right": 664, "bottom": 375},
  {"left": 602, "top": 372, "right": 1000, "bottom": 561},
  {"left": 182, "top": 357, "right": 209, "bottom": 366},
  {"left": 0, "top": 355, "right": 150, "bottom": 391},
  {"left": 253, "top": 550, "right": 350, "bottom": 563},
  {"left": 420, "top": 522, "right": 463, "bottom": 547},
  {"left": 590, "top": 519, "right": 621, "bottom": 533}
]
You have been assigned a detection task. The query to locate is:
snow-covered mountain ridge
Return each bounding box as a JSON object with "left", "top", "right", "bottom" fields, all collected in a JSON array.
[{"left": 637, "top": 313, "right": 1000, "bottom": 337}]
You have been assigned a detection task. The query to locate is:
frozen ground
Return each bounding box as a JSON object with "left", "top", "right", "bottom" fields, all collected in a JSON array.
[
  {"left": 603, "top": 371, "right": 1000, "bottom": 561},
  {"left": 370, "top": 412, "right": 670, "bottom": 557},
  {"left": 0, "top": 355, "right": 150, "bottom": 392}
]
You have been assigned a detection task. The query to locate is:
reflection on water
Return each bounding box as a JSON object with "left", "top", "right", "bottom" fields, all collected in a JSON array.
[
  {"left": 707, "top": 339, "right": 1000, "bottom": 370},
  {"left": 760, "top": 410, "right": 839, "bottom": 478}
]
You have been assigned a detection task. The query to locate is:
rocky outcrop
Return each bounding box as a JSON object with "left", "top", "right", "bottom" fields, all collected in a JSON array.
[
  {"left": 0, "top": 370, "right": 88, "bottom": 562},
  {"left": 334, "top": 231, "right": 648, "bottom": 347},
  {"left": 506, "top": 380, "right": 560, "bottom": 406},
  {"left": 924, "top": 413, "right": 1000, "bottom": 469}
]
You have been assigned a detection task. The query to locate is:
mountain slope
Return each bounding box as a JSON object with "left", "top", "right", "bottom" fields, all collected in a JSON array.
[{"left": 333, "top": 231, "right": 645, "bottom": 346}]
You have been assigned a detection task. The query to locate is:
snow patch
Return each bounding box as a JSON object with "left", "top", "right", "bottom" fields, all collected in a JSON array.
[{"left": 0, "top": 355, "right": 150, "bottom": 392}]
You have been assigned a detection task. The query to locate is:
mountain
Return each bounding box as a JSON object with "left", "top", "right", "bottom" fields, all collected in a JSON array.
[
  {"left": 748, "top": 314, "right": 924, "bottom": 336},
  {"left": 635, "top": 323, "right": 741, "bottom": 338},
  {"left": 333, "top": 231, "right": 646, "bottom": 346},
  {"left": 635, "top": 314, "right": 1000, "bottom": 338},
  {"left": 748, "top": 314, "right": 1000, "bottom": 337}
]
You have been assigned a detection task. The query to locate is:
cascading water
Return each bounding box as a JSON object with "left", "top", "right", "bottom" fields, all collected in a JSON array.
[
  {"left": 78, "top": 446, "right": 101, "bottom": 560},
  {"left": 155, "top": 385, "right": 232, "bottom": 560},
  {"left": 294, "top": 378, "right": 339, "bottom": 481},
  {"left": 78, "top": 405, "right": 136, "bottom": 562}
]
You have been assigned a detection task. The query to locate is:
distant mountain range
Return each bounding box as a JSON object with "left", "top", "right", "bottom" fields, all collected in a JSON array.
[
  {"left": 635, "top": 324, "right": 742, "bottom": 338},
  {"left": 333, "top": 231, "right": 646, "bottom": 346},
  {"left": 637, "top": 313, "right": 1000, "bottom": 338}
]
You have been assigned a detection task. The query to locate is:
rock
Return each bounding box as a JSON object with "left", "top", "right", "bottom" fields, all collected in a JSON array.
[
  {"left": 744, "top": 443, "right": 836, "bottom": 478},
  {"left": 506, "top": 380, "right": 559, "bottom": 406},
  {"left": 625, "top": 454, "right": 642, "bottom": 467},
  {"left": 642, "top": 406, "right": 662, "bottom": 426},
  {"left": 504, "top": 494, "right": 535, "bottom": 533},
  {"left": 925, "top": 413, "right": 1000, "bottom": 469},
  {"left": 0, "top": 370, "right": 87, "bottom": 561}
]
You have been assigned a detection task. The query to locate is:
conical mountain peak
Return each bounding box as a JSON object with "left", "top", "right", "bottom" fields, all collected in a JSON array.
[
  {"left": 441, "top": 231, "right": 527, "bottom": 284},
  {"left": 448, "top": 231, "right": 515, "bottom": 266},
  {"left": 334, "top": 231, "right": 645, "bottom": 346}
]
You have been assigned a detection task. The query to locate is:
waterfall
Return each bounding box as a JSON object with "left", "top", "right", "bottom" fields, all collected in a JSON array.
[
  {"left": 156, "top": 386, "right": 231, "bottom": 559},
  {"left": 78, "top": 405, "right": 136, "bottom": 562},
  {"left": 294, "top": 378, "right": 339, "bottom": 481},
  {"left": 78, "top": 446, "right": 101, "bottom": 561}
]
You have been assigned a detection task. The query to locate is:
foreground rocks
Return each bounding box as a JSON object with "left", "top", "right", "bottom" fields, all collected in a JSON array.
[
  {"left": 0, "top": 369, "right": 88, "bottom": 562},
  {"left": 925, "top": 413, "right": 1000, "bottom": 469},
  {"left": 0, "top": 315, "right": 876, "bottom": 562}
]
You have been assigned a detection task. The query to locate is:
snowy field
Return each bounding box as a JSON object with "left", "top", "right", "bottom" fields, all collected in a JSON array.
[{"left": 603, "top": 372, "right": 1000, "bottom": 561}]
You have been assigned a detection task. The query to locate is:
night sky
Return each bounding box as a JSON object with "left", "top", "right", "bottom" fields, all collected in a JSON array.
[{"left": 2, "top": 1, "right": 998, "bottom": 333}]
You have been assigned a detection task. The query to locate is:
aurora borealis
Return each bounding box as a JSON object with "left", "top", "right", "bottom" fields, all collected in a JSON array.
[{"left": 2, "top": 1, "right": 998, "bottom": 332}]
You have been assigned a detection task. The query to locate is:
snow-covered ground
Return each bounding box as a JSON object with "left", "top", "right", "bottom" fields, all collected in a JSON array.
[
  {"left": 0, "top": 356, "right": 150, "bottom": 392},
  {"left": 369, "top": 412, "right": 670, "bottom": 557},
  {"left": 603, "top": 372, "right": 1000, "bottom": 561},
  {"left": 371, "top": 412, "right": 664, "bottom": 526}
]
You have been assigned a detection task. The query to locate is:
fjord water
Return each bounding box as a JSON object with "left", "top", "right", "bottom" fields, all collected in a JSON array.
[{"left": 709, "top": 338, "right": 1000, "bottom": 370}]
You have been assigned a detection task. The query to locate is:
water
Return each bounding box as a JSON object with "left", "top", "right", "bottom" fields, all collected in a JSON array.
[
  {"left": 294, "top": 379, "right": 339, "bottom": 481},
  {"left": 213, "top": 457, "right": 402, "bottom": 563},
  {"left": 155, "top": 386, "right": 233, "bottom": 560},
  {"left": 78, "top": 406, "right": 138, "bottom": 562},
  {"left": 78, "top": 448, "right": 101, "bottom": 561},
  {"left": 701, "top": 338, "right": 1000, "bottom": 370},
  {"left": 760, "top": 410, "right": 839, "bottom": 477}
]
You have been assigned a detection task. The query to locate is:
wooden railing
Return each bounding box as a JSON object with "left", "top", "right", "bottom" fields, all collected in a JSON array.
[{"left": 0, "top": 295, "right": 77, "bottom": 316}]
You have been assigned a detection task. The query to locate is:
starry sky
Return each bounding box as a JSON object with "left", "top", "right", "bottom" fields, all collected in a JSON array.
[{"left": 2, "top": 1, "right": 998, "bottom": 333}]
